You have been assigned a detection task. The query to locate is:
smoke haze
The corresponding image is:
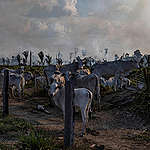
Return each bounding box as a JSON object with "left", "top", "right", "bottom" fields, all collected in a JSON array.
[{"left": 0, "top": 0, "right": 149, "bottom": 60}]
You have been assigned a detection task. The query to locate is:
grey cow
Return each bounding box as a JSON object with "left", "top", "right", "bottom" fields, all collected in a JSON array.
[{"left": 92, "top": 60, "right": 138, "bottom": 79}]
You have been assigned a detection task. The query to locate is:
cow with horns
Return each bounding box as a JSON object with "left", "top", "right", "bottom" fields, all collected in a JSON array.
[{"left": 48, "top": 72, "right": 93, "bottom": 135}]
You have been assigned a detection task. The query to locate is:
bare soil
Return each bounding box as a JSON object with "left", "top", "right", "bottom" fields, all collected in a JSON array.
[{"left": 0, "top": 88, "right": 150, "bottom": 150}]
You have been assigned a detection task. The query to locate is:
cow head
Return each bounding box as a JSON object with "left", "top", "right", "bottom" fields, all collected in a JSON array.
[
  {"left": 48, "top": 72, "right": 65, "bottom": 97},
  {"left": 48, "top": 79, "right": 63, "bottom": 97},
  {"left": 100, "top": 77, "right": 107, "bottom": 87},
  {"left": 23, "top": 72, "right": 34, "bottom": 81}
]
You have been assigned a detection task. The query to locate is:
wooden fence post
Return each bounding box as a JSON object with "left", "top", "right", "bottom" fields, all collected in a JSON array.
[
  {"left": 2, "top": 70, "right": 9, "bottom": 117},
  {"left": 64, "top": 72, "right": 74, "bottom": 148}
]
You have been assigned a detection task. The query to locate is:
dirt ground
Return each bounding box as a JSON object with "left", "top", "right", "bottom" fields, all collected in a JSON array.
[{"left": 0, "top": 88, "right": 150, "bottom": 150}]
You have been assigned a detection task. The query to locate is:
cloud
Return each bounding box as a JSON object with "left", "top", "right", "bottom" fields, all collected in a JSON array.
[
  {"left": 26, "top": 0, "right": 78, "bottom": 18},
  {"left": 64, "top": 0, "right": 78, "bottom": 16}
]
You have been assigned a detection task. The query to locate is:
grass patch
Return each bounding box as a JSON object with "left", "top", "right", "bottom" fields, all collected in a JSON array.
[
  {"left": 0, "top": 143, "right": 14, "bottom": 150},
  {"left": 124, "top": 130, "right": 150, "bottom": 142},
  {"left": 0, "top": 113, "right": 62, "bottom": 149},
  {"left": 0, "top": 111, "right": 96, "bottom": 150},
  {"left": 0, "top": 114, "right": 33, "bottom": 136},
  {"left": 16, "top": 129, "right": 62, "bottom": 150}
]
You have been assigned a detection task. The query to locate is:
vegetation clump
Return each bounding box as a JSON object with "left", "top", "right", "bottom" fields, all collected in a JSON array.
[{"left": 128, "top": 90, "right": 150, "bottom": 122}]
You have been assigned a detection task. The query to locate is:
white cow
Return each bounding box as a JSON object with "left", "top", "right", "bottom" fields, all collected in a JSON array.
[
  {"left": 48, "top": 80, "right": 93, "bottom": 135},
  {"left": 100, "top": 75, "right": 122, "bottom": 91},
  {"left": 100, "top": 74, "right": 131, "bottom": 91},
  {"left": 120, "top": 77, "right": 131, "bottom": 89},
  {"left": 1, "top": 68, "right": 33, "bottom": 85},
  {"left": 0, "top": 72, "right": 25, "bottom": 98},
  {"left": 107, "top": 77, "right": 119, "bottom": 91},
  {"left": 23, "top": 71, "right": 34, "bottom": 85},
  {"left": 34, "top": 76, "right": 47, "bottom": 90}
]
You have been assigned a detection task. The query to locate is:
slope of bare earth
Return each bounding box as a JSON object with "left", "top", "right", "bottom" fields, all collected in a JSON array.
[{"left": 0, "top": 88, "right": 150, "bottom": 150}]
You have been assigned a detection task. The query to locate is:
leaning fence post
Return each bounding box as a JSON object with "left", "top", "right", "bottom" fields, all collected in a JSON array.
[
  {"left": 2, "top": 70, "right": 9, "bottom": 117},
  {"left": 64, "top": 72, "right": 74, "bottom": 148}
]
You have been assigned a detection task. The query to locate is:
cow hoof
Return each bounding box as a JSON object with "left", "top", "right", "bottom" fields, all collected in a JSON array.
[
  {"left": 96, "top": 145, "right": 105, "bottom": 150},
  {"left": 79, "top": 133, "right": 85, "bottom": 137}
]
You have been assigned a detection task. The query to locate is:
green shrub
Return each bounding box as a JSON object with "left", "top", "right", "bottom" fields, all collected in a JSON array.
[
  {"left": 0, "top": 144, "right": 14, "bottom": 150},
  {"left": 0, "top": 115, "right": 33, "bottom": 135}
]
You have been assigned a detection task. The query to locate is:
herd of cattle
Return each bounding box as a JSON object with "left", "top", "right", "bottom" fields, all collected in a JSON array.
[{"left": 0, "top": 54, "right": 149, "bottom": 134}]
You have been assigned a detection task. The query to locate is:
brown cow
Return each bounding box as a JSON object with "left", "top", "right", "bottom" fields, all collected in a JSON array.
[{"left": 71, "top": 73, "right": 101, "bottom": 106}]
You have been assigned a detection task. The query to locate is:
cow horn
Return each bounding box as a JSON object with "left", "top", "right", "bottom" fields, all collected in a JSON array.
[{"left": 54, "top": 71, "right": 61, "bottom": 75}]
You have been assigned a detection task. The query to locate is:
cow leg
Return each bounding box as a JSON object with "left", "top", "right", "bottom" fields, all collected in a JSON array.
[
  {"left": 18, "top": 85, "right": 22, "bottom": 98},
  {"left": 86, "top": 101, "right": 92, "bottom": 129},
  {"left": 87, "top": 97, "right": 93, "bottom": 119},
  {"left": 97, "top": 94, "right": 101, "bottom": 111},
  {"left": 88, "top": 108, "right": 92, "bottom": 120},
  {"left": 22, "top": 86, "right": 24, "bottom": 97},
  {"left": 81, "top": 109, "right": 86, "bottom": 135},
  {"left": 11, "top": 86, "right": 16, "bottom": 98},
  {"left": 114, "top": 79, "right": 117, "bottom": 91},
  {"left": 34, "top": 78, "right": 36, "bottom": 94}
]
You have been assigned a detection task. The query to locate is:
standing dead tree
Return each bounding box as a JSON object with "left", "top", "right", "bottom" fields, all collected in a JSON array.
[
  {"left": 2, "top": 57, "right": 5, "bottom": 66},
  {"left": 16, "top": 54, "right": 22, "bottom": 66},
  {"left": 22, "top": 50, "right": 29, "bottom": 66},
  {"left": 45, "top": 55, "right": 52, "bottom": 65},
  {"left": 38, "top": 51, "right": 45, "bottom": 66}
]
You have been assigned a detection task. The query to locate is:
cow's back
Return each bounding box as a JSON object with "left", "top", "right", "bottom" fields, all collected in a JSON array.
[{"left": 92, "top": 60, "right": 138, "bottom": 78}]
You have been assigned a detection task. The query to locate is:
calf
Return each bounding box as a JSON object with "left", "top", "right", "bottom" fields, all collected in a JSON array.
[
  {"left": 48, "top": 79, "right": 93, "bottom": 135},
  {"left": 34, "top": 76, "right": 47, "bottom": 90},
  {"left": 100, "top": 76, "right": 121, "bottom": 91}
]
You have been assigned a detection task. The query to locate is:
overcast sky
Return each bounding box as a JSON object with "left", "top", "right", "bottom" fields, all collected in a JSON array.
[{"left": 0, "top": 0, "right": 150, "bottom": 60}]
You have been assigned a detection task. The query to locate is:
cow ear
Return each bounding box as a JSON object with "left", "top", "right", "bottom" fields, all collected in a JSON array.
[
  {"left": 47, "top": 85, "right": 50, "bottom": 89},
  {"left": 70, "top": 72, "right": 76, "bottom": 78},
  {"left": 49, "top": 77, "right": 54, "bottom": 84},
  {"left": 61, "top": 73, "right": 65, "bottom": 76}
]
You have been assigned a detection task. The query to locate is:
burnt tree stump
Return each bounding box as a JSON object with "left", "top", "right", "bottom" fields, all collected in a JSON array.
[
  {"left": 2, "top": 70, "right": 9, "bottom": 117},
  {"left": 64, "top": 72, "right": 74, "bottom": 148}
]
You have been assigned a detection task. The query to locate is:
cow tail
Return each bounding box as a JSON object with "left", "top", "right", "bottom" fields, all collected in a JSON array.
[
  {"left": 87, "top": 90, "right": 93, "bottom": 120},
  {"left": 88, "top": 90, "right": 93, "bottom": 100}
]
